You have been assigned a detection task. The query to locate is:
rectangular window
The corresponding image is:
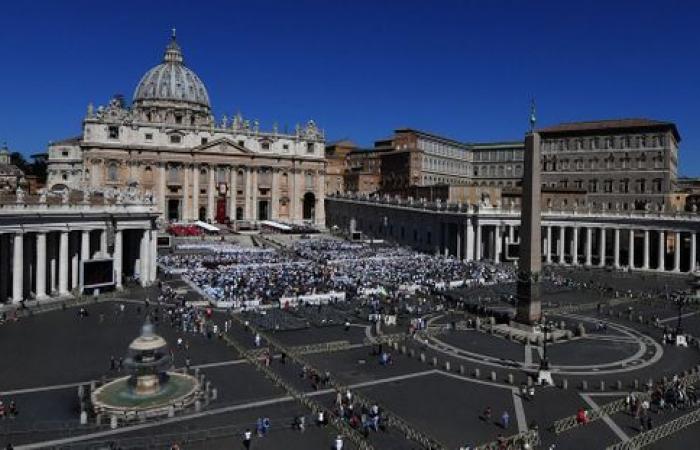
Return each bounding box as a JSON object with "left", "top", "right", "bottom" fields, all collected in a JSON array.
[
  {"left": 170, "top": 135, "right": 182, "bottom": 144},
  {"left": 283, "top": 144, "right": 290, "bottom": 150},
  {"left": 175, "top": 115, "right": 183, "bottom": 124},
  {"left": 61, "top": 150, "right": 69, "bottom": 157},
  {"left": 145, "top": 133, "right": 153, "bottom": 141},
  {"left": 108, "top": 126, "right": 119, "bottom": 139},
  {"left": 306, "top": 143, "right": 314, "bottom": 153},
  {"left": 262, "top": 142, "right": 270, "bottom": 151},
  {"left": 201, "top": 137, "right": 208, "bottom": 145}
]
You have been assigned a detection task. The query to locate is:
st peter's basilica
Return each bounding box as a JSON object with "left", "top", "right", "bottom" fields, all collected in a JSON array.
[{"left": 46, "top": 31, "right": 326, "bottom": 226}]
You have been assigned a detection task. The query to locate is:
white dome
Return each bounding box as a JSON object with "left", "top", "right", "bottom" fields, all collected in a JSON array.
[{"left": 132, "top": 34, "right": 210, "bottom": 109}]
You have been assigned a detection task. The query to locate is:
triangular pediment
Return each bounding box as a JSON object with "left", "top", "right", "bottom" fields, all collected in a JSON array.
[{"left": 192, "top": 137, "right": 252, "bottom": 154}]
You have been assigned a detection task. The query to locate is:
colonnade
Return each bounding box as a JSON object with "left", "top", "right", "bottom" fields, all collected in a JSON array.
[
  {"left": 0, "top": 226, "right": 157, "bottom": 304},
  {"left": 447, "top": 221, "right": 698, "bottom": 274}
]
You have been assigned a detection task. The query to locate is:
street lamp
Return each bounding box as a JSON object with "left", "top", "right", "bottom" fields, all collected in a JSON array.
[
  {"left": 671, "top": 292, "right": 689, "bottom": 347},
  {"left": 536, "top": 319, "right": 554, "bottom": 385},
  {"left": 540, "top": 321, "right": 550, "bottom": 371}
]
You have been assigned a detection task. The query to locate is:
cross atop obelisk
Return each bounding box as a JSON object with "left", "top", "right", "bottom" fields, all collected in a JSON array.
[{"left": 515, "top": 99, "right": 543, "bottom": 325}]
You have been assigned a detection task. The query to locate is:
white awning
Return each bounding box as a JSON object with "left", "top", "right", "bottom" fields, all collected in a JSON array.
[
  {"left": 195, "top": 221, "right": 220, "bottom": 232},
  {"left": 259, "top": 220, "right": 293, "bottom": 231}
]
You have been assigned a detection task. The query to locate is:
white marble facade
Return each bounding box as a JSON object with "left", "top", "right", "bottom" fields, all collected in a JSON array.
[{"left": 47, "top": 32, "right": 326, "bottom": 226}]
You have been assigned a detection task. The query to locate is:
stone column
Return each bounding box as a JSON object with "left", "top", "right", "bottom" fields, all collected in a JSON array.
[
  {"left": 598, "top": 228, "right": 606, "bottom": 267},
  {"left": 509, "top": 225, "right": 515, "bottom": 245},
  {"left": 244, "top": 167, "right": 252, "bottom": 220},
  {"left": 71, "top": 233, "right": 79, "bottom": 290},
  {"left": 35, "top": 232, "right": 47, "bottom": 300},
  {"left": 452, "top": 225, "right": 460, "bottom": 260},
  {"left": 294, "top": 169, "right": 304, "bottom": 222},
  {"left": 99, "top": 229, "right": 108, "bottom": 258},
  {"left": 158, "top": 163, "right": 166, "bottom": 218},
  {"left": 658, "top": 231, "right": 666, "bottom": 271},
  {"left": 229, "top": 167, "right": 238, "bottom": 221},
  {"left": 673, "top": 231, "right": 681, "bottom": 272},
  {"left": 475, "top": 223, "right": 482, "bottom": 260},
  {"left": 59, "top": 231, "right": 69, "bottom": 295},
  {"left": 315, "top": 170, "right": 325, "bottom": 226},
  {"left": 546, "top": 226, "right": 552, "bottom": 263},
  {"left": 465, "top": 219, "right": 475, "bottom": 261},
  {"left": 139, "top": 229, "right": 150, "bottom": 286},
  {"left": 628, "top": 229, "right": 635, "bottom": 269},
  {"left": 12, "top": 233, "right": 23, "bottom": 303},
  {"left": 192, "top": 165, "right": 200, "bottom": 221},
  {"left": 572, "top": 227, "right": 579, "bottom": 265},
  {"left": 494, "top": 224, "right": 501, "bottom": 263},
  {"left": 114, "top": 229, "right": 123, "bottom": 289},
  {"left": 585, "top": 227, "right": 593, "bottom": 266},
  {"left": 150, "top": 229, "right": 158, "bottom": 283},
  {"left": 49, "top": 235, "right": 57, "bottom": 294},
  {"left": 251, "top": 167, "right": 258, "bottom": 221},
  {"left": 613, "top": 228, "right": 621, "bottom": 268},
  {"left": 643, "top": 230, "right": 650, "bottom": 270},
  {"left": 690, "top": 233, "right": 697, "bottom": 273},
  {"left": 271, "top": 168, "right": 280, "bottom": 221},
  {"left": 558, "top": 226, "right": 566, "bottom": 264},
  {"left": 207, "top": 166, "right": 216, "bottom": 222},
  {"left": 182, "top": 164, "right": 190, "bottom": 221},
  {"left": 81, "top": 230, "right": 90, "bottom": 263}
]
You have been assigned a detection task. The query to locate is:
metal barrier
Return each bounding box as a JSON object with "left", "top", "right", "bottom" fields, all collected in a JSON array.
[
  {"left": 229, "top": 314, "right": 447, "bottom": 450},
  {"left": 606, "top": 405, "right": 700, "bottom": 450},
  {"left": 552, "top": 370, "right": 700, "bottom": 434},
  {"left": 222, "top": 332, "right": 374, "bottom": 450},
  {"left": 475, "top": 429, "right": 541, "bottom": 450}
]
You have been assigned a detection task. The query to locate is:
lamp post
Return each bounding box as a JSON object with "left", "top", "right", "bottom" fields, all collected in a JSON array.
[
  {"left": 536, "top": 318, "right": 553, "bottom": 385},
  {"left": 540, "top": 321, "right": 550, "bottom": 371}
]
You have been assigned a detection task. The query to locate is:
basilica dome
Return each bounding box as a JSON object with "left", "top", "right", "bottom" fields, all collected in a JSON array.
[{"left": 132, "top": 33, "right": 210, "bottom": 110}]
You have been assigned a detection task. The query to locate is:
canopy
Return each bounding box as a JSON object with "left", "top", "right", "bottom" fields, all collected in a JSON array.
[
  {"left": 259, "top": 220, "right": 293, "bottom": 231},
  {"left": 195, "top": 220, "right": 219, "bottom": 232}
]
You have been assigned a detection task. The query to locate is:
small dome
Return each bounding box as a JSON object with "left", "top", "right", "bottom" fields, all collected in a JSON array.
[{"left": 132, "top": 32, "right": 210, "bottom": 109}]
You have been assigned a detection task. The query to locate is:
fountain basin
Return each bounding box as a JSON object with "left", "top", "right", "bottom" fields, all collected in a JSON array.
[{"left": 92, "top": 372, "right": 201, "bottom": 419}]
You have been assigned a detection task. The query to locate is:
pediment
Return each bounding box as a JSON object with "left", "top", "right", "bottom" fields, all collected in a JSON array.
[{"left": 192, "top": 138, "right": 252, "bottom": 155}]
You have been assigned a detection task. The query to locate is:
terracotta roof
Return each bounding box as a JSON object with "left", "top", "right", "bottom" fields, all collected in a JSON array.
[{"left": 537, "top": 118, "right": 680, "bottom": 141}]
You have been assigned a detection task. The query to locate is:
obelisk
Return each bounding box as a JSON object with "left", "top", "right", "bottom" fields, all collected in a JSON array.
[{"left": 515, "top": 103, "right": 542, "bottom": 325}]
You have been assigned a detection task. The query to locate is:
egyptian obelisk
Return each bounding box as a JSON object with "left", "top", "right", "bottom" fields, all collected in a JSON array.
[{"left": 515, "top": 101, "right": 542, "bottom": 325}]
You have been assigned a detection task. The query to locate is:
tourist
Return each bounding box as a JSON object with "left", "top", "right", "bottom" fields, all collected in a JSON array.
[
  {"left": 8, "top": 400, "right": 17, "bottom": 417},
  {"left": 482, "top": 406, "right": 492, "bottom": 421},
  {"left": 501, "top": 410, "right": 510, "bottom": 429},
  {"left": 242, "top": 428, "right": 252, "bottom": 449},
  {"left": 576, "top": 408, "right": 588, "bottom": 425},
  {"left": 110, "top": 356, "right": 116, "bottom": 371},
  {"left": 334, "top": 434, "right": 344, "bottom": 450}
]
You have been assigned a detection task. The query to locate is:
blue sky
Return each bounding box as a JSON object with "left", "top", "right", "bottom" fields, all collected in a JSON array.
[{"left": 1, "top": 0, "right": 698, "bottom": 174}]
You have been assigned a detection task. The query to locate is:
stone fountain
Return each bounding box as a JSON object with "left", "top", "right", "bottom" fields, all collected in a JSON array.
[{"left": 91, "top": 318, "right": 203, "bottom": 420}]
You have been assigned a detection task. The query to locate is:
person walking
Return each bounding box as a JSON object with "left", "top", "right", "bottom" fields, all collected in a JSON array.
[
  {"left": 242, "top": 428, "right": 252, "bottom": 449},
  {"left": 334, "top": 435, "right": 344, "bottom": 450},
  {"left": 501, "top": 410, "right": 510, "bottom": 429}
]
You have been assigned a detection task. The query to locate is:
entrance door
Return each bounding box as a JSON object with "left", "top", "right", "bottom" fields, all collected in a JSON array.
[
  {"left": 167, "top": 199, "right": 180, "bottom": 221},
  {"left": 258, "top": 200, "right": 269, "bottom": 221},
  {"left": 216, "top": 198, "right": 227, "bottom": 223}
]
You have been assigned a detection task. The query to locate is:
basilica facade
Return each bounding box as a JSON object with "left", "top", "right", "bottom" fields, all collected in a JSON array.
[{"left": 46, "top": 33, "right": 326, "bottom": 226}]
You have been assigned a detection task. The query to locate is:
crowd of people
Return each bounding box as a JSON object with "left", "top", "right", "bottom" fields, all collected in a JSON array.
[{"left": 158, "top": 238, "right": 490, "bottom": 308}]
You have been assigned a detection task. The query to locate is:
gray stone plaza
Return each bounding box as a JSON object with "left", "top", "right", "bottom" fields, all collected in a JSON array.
[{"left": 1, "top": 230, "right": 699, "bottom": 450}]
